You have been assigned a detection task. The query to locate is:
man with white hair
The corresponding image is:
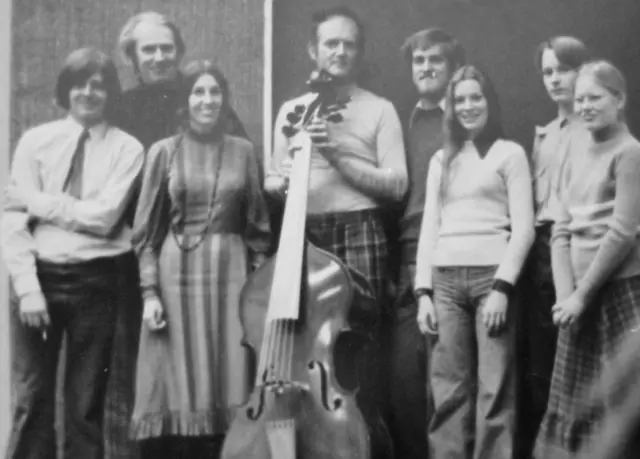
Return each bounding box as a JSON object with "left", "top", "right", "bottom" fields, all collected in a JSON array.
[
  {"left": 116, "top": 11, "right": 247, "bottom": 149},
  {"left": 103, "top": 12, "right": 249, "bottom": 459}
]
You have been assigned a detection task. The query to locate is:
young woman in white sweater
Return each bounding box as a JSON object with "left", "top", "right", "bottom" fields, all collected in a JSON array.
[{"left": 414, "top": 65, "right": 535, "bottom": 459}]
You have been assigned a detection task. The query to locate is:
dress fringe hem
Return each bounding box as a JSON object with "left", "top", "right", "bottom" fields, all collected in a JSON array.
[{"left": 130, "top": 410, "right": 231, "bottom": 440}]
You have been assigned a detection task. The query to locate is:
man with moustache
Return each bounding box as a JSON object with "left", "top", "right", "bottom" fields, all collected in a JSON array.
[
  {"left": 101, "top": 13, "right": 249, "bottom": 458},
  {"left": 265, "top": 7, "right": 408, "bottom": 458},
  {"left": 1, "top": 47, "right": 143, "bottom": 459},
  {"left": 388, "top": 28, "right": 464, "bottom": 459}
]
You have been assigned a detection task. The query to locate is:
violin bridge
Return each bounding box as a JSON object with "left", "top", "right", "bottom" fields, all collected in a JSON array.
[{"left": 266, "top": 419, "right": 296, "bottom": 459}]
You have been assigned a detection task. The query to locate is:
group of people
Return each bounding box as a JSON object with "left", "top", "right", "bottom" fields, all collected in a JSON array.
[{"left": 2, "top": 5, "right": 640, "bottom": 459}]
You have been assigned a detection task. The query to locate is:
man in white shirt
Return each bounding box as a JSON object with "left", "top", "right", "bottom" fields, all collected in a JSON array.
[{"left": 1, "top": 47, "right": 144, "bottom": 459}]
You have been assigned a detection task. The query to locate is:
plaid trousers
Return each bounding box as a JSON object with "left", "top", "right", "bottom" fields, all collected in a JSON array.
[
  {"left": 306, "top": 208, "right": 394, "bottom": 459},
  {"left": 306, "top": 208, "right": 388, "bottom": 314}
]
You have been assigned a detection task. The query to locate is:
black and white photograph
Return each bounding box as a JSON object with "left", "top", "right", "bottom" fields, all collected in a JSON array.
[{"left": 1, "top": 1, "right": 640, "bottom": 458}]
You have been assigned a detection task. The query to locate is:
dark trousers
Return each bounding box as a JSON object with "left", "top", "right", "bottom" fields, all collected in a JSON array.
[
  {"left": 5, "top": 254, "right": 125, "bottom": 459},
  {"left": 140, "top": 435, "right": 224, "bottom": 459},
  {"left": 389, "top": 260, "right": 431, "bottom": 459},
  {"left": 517, "top": 224, "right": 558, "bottom": 459},
  {"left": 103, "top": 254, "right": 142, "bottom": 459}
]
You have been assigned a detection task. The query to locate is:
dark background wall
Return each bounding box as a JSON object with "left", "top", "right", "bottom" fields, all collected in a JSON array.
[{"left": 273, "top": 0, "right": 640, "bottom": 151}]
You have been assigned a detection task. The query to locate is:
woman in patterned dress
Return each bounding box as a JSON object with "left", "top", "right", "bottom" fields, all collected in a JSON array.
[
  {"left": 130, "top": 60, "right": 271, "bottom": 459},
  {"left": 534, "top": 60, "right": 640, "bottom": 459}
]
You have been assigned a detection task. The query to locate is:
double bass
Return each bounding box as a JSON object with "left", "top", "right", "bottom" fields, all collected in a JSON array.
[{"left": 221, "top": 74, "right": 372, "bottom": 459}]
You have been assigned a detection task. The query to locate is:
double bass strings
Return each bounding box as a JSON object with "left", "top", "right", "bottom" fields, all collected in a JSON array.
[{"left": 258, "top": 318, "right": 296, "bottom": 388}]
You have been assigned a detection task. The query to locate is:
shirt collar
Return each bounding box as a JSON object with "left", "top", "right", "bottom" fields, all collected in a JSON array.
[
  {"left": 65, "top": 115, "right": 108, "bottom": 141},
  {"left": 416, "top": 98, "right": 446, "bottom": 112},
  {"left": 558, "top": 113, "right": 579, "bottom": 130},
  {"left": 410, "top": 97, "right": 446, "bottom": 128}
]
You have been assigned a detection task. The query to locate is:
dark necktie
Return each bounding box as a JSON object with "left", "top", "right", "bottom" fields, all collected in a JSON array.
[{"left": 63, "top": 129, "right": 90, "bottom": 198}]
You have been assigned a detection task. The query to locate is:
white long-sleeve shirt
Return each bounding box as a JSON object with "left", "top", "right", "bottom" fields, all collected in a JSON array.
[
  {"left": 0, "top": 116, "right": 144, "bottom": 297},
  {"left": 414, "top": 139, "right": 535, "bottom": 289}
]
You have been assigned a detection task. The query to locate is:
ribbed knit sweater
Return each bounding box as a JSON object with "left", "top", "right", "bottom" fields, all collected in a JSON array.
[
  {"left": 414, "top": 139, "right": 535, "bottom": 289},
  {"left": 551, "top": 126, "right": 640, "bottom": 301}
]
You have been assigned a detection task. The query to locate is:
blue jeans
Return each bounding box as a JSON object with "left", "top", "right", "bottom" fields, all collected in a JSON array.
[{"left": 429, "top": 266, "right": 516, "bottom": 459}]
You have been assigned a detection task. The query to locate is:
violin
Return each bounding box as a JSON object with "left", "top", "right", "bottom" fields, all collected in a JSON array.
[{"left": 221, "top": 73, "right": 372, "bottom": 459}]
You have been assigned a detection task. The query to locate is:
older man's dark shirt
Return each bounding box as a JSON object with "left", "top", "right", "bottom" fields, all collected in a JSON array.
[{"left": 117, "top": 79, "right": 248, "bottom": 150}]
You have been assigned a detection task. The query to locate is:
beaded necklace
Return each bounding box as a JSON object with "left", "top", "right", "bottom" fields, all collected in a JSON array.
[{"left": 168, "top": 131, "right": 225, "bottom": 253}]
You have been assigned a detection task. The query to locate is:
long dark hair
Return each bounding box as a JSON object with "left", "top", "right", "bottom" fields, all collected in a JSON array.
[
  {"left": 440, "top": 65, "right": 504, "bottom": 202},
  {"left": 177, "top": 59, "right": 231, "bottom": 137}
]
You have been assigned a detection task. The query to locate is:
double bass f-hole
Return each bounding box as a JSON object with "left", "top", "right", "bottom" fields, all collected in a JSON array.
[{"left": 308, "top": 360, "right": 343, "bottom": 411}]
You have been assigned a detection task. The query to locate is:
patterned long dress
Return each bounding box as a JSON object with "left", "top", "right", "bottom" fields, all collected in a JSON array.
[
  {"left": 129, "top": 130, "right": 271, "bottom": 439},
  {"left": 103, "top": 81, "right": 250, "bottom": 459}
]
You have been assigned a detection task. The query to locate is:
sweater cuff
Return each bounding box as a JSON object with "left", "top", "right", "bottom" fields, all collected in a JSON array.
[{"left": 13, "top": 273, "right": 42, "bottom": 298}]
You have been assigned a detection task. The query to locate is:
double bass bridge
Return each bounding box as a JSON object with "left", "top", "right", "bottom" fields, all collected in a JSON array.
[{"left": 260, "top": 379, "right": 310, "bottom": 396}]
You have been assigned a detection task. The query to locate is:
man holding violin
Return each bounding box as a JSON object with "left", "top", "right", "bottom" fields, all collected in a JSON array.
[{"left": 265, "top": 6, "right": 407, "bottom": 459}]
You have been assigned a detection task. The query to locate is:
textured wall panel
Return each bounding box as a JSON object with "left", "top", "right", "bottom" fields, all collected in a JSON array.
[{"left": 12, "top": 0, "right": 264, "bottom": 150}]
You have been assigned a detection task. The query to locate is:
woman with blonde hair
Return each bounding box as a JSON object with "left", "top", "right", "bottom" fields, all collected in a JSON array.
[{"left": 534, "top": 59, "right": 640, "bottom": 458}]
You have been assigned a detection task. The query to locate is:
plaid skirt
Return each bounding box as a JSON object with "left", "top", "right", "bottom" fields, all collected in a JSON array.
[
  {"left": 576, "top": 328, "right": 640, "bottom": 459},
  {"left": 534, "top": 274, "right": 640, "bottom": 459}
]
